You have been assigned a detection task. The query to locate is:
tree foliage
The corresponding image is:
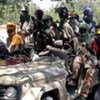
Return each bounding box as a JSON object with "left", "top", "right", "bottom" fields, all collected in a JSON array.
[
  {"left": 47, "top": 0, "right": 100, "bottom": 23},
  {"left": 0, "top": 0, "right": 100, "bottom": 24},
  {"left": 0, "top": 0, "right": 31, "bottom": 24}
]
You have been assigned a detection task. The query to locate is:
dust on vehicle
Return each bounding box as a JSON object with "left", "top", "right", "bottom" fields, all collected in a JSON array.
[{"left": 0, "top": 56, "right": 68, "bottom": 100}]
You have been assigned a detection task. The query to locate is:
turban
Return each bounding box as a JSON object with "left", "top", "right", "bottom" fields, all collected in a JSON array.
[{"left": 6, "top": 22, "right": 16, "bottom": 30}]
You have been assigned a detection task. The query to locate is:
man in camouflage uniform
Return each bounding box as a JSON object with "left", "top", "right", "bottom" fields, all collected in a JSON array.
[
  {"left": 67, "top": 22, "right": 98, "bottom": 100},
  {"left": 71, "top": 43, "right": 96, "bottom": 100},
  {"left": 58, "top": 7, "right": 75, "bottom": 43},
  {"left": 73, "top": 19, "right": 92, "bottom": 53},
  {"left": 42, "top": 15, "right": 61, "bottom": 42}
]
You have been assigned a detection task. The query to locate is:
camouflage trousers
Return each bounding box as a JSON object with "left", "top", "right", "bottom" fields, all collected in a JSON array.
[{"left": 72, "top": 55, "right": 95, "bottom": 97}]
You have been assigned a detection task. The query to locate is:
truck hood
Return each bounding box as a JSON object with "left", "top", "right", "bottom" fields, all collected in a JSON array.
[{"left": 0, "top": 56, "right": 67, "bottom": 85}]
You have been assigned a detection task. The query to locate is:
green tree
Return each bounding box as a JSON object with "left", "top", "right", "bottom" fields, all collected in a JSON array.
[
  {"left": 0, "top": 0, "right": 100, "bottom": 24},
  {"left": 0, "top": 0, "right": 31, "bottom": 24}
]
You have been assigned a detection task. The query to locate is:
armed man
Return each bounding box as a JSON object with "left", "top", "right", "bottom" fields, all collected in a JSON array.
[
  {"left": 32, "top": 9, "right": 53, "bottom": 53},
  {"left": 58, "top": 7, "right": 75, "bottom": 41},
  {"left": 83, "top": 5, "right": 96, "bottom": 38},
  {"left": 66, "top": 21, "right": 98, "bottom": 100},
  {"left": 56, "top": 6, "right": 77, "bottom": 58},
  {"left": 72, "top": 42, "right": 96, "bottom": 100},
  {"left": 17, "top": 5, "right": 33, "bottom": 44}
]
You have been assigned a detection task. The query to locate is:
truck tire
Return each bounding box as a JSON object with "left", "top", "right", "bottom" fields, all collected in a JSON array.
[
  {"left": 41, "top": 96, "right": 54, "bottom": 100},
  {"left": 41, "top": 94, "right": 55, "bottom": 100}
]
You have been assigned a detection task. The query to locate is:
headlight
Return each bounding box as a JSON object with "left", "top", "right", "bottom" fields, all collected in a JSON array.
[{"left": 6, "top": 87, "right": 17, "bottom": 98}]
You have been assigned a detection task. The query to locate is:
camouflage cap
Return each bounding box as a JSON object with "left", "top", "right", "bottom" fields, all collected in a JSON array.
[
  {"left": 79, "top": 20, "right": 88, "bottom": 30},
  {"left": 80, "top": 42, "right": 87, "bottom": 46}
]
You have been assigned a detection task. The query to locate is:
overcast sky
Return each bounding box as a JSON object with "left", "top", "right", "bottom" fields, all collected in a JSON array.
[{"left": 31, "top": 0, "right": 60, "bottom": 10}]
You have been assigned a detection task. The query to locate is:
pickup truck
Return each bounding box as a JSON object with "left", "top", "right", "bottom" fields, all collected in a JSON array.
[{"left": 0, "top": 56, "right": 68, "bottom": 100}]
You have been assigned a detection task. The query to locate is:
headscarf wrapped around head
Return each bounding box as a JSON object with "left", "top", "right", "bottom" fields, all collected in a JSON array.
[{"left": 6, "top": 22, "right": 16, "bottom": 30}]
